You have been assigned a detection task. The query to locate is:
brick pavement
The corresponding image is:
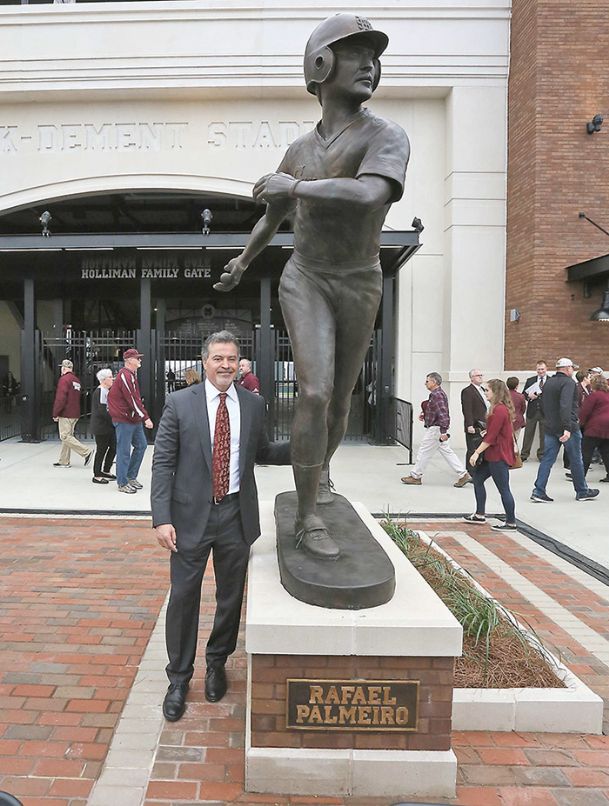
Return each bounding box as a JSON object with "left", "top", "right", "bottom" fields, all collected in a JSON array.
[
  {"left": 1, "top": 516, "right": 609, "bottom": 805},
  {"left": 0, "top": 517, "right": 167, "bottom": 806}
]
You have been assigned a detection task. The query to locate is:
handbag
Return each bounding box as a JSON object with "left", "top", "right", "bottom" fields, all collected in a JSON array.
[
  {"left": 511, "top": 434, "right": 523, "bottom": 469},
  {"left": 470, "top": 422, "right": 486, "bottom": 467}
]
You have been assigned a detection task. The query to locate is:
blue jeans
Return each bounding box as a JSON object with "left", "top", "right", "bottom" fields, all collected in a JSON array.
[
  {"left": 473, "top": 460, "right": 515, "bottom": 523},
  {"left": 533, "top": 430, "right": 588, "bottom": 497},
  {"left": 113, "top": 421, "right": 148, "bottom": 487}
]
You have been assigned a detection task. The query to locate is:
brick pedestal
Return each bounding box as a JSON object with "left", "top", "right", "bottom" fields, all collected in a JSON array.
[{"left": 244, "top": 502, "right": 463, "bottom": 799}]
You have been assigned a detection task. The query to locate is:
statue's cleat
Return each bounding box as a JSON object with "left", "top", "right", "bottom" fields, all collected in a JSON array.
[
  {"left": 317, "top": 468, "right": 337, "bottom": 505},
  {"left": 295, "top": 518, "right": 340, "bottom": 560}
]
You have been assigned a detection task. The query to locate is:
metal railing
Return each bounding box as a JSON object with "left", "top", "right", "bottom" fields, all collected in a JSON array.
[
  {"left": 0, "top": 396, "right": 20, "bottom": 441},
  {"left": 393, "top": 397, "right": 413, "bottom": 463}
]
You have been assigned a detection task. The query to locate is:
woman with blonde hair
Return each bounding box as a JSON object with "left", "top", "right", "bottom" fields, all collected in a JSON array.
[
  {"left": 184, "top": 368, "right": 201, "bottom": 386},
  {"left": 464, "top": 378, "right": 517, "bottom": 530}
]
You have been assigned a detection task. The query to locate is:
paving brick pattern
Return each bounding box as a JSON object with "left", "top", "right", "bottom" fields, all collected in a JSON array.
[
  {"left": 0, "top": 517, "right": 167, "bottom": 806},
  {"left": 2, "top": 517, "right": 609, "bottom": 804}
]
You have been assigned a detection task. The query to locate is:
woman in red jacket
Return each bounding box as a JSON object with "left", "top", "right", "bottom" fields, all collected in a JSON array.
[
  {"left": 464, "top": 379, "right": 517, "bottom": 530},
  {"left": 579, "top": 374, "right": 609, "bottom": 481}
]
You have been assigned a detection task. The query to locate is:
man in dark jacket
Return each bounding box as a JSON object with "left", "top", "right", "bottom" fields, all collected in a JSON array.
[
  {"left": 521, "top": 360, "right": 548, "bottom": 461},
  {"left": 107, "top": 348, "right": 153, "bottom": 493},
  {"left": 152, "top": 331, "right": 290, "bottom": 721},
  {"left": 52, "top": 359, "right": 92, "bottom": 468},
  {"left": 461, "top": 368, "right": 489, "bottom": 469},
  {"left": 531, "top": 358, "right": 599, "bottom": 503}
]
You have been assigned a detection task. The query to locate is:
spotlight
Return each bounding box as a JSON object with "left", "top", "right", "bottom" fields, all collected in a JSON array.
[
  {"left": 591, "top": 289, "right": 609, "bottom": 322},
  {"left": 586, "top": 114, "right": 603, "bottom": 134},
  {"left": 39, "top": 210, "right": 52, "bottom": 237},
  {"left": 201, "top": 208, "right": 213, "bottom": 236}
]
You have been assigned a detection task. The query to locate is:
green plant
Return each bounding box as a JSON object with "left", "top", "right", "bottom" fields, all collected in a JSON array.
[{"left": 382, "top": 519, "right": 562, "bottom": 688}]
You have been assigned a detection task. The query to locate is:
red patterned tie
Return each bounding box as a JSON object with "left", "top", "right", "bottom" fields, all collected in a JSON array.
[{"left": 212, "top": 392, "right": 230, "bottom": 501}]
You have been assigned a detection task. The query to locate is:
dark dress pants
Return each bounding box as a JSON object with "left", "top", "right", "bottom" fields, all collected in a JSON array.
[
  {"left": 583, "top": 435, "right": 609, "bottom": 475},
  {"left": 93, "top": 432, "right": 116, "bottom": 476},
  {"left": 521, "top": 412, "right": 544, "bottom": 460},
  {"left": 165, "top": 496, "right": 250, "bottom": 686}
]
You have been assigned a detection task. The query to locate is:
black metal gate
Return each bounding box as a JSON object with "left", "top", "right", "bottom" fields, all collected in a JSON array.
[
  {"left": 267, "top": 327, "right": 376, "bottom": 442},
  {"left": 38, "top": 329, "right": 137, "bottom": 440},
  {"left": 154, "top": 330, "right": 255, "bottom": 421},
  {"left": 32, "top": 327, "right": 376, "bottom": 443},
  {"left": 158, "top": 331, "right": 254, "bottom": 389}
]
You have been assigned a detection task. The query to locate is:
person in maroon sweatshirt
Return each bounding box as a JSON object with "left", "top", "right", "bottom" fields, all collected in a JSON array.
[
  {"left": 579, "top": 374, "right": 609, "bottom": 481},
  {"left": 506, "top": 376, "right": 526, "bottom": 444},
  {"left": 237, "top": 358, "right": 260, "bottom": 394},
  {"left": 107, "top": 348, "right": 154, "bottom": 493},
  {"left": 52, "top": 359, "right": 93, "bottom": 468}
]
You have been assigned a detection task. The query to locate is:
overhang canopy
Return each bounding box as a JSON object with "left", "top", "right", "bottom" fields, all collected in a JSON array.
[
  {"left": 0, "top": 230, "right": 421, "bottom": 276},
  {"left": 566, "top": 253, "right": 609, "bottom": 283}
]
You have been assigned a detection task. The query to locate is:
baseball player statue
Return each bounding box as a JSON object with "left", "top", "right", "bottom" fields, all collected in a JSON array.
[{"left": 214, "top": 14, "right": 410, "bottom": 561}]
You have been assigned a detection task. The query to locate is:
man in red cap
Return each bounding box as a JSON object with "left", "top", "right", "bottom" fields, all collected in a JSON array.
[{"left": 108, "top": 348, "right": 153, "bottom": 493}]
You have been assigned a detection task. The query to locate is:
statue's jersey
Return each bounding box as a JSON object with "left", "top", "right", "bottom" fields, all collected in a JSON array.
[{"left": 277, "top": 108, "right": 409, "bottom": 267}]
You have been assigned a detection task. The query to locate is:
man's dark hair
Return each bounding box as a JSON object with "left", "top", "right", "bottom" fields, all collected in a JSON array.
[
  {"left": 536, "top": 360, "right": 547, "bottom": 367},
  {"left": 506, "top": 376, "right": 519, "bottom": 390},
  {"left": 576, "top": 370, "right": 588, "bottom": 383},
  {"left": 202, "top": 330, "right": 240, "bottom": 361}
]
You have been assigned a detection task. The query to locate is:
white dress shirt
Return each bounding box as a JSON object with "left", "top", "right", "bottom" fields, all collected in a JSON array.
[
  {"left": 205, "top": 379, "right": 241, "bottom": 494},
  {"left": 475, "top": 383, "right": 490, "bottom": 411}
]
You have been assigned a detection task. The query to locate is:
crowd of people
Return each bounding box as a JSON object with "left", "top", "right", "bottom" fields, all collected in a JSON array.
[
  {"left": 51, "top": 350, "right": 260, "bottom": 493},
  {"left": 401, "top": 358, "right": 607, "bottom": 526},
  {"left": 52, "top": 348, "right": 152, "bottom": 493}
]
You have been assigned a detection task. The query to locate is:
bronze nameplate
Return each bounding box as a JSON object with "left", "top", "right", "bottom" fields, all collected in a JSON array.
[{"left": 286, "top": 678, "right": 419, "bottom": 731}]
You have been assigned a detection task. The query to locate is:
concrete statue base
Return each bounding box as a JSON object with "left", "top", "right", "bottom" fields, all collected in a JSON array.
[{"left": 244, "top": 501, "right": 463, "bottom": 799}]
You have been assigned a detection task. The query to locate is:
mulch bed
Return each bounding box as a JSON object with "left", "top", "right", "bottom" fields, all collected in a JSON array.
[{"left": 389, "top": 524, "right": 565, "bottom": 689}]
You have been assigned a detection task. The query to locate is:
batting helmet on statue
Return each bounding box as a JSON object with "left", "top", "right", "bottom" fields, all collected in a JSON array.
[{"left": 303, "top": 13, "right": 389, "bottom": 98}]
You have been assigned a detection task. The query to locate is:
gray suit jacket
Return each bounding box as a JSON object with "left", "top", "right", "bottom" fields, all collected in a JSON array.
[{"left": 151, "top": 382, "right": 290, "bottom": 546}]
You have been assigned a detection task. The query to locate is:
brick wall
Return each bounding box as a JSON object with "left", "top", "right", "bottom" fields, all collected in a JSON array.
[
  {"left": 506, "top": 0, "right": 609, "bottom": 369},
  {"left": 250, "top": 654, "right": 454, "bottom": 752}
]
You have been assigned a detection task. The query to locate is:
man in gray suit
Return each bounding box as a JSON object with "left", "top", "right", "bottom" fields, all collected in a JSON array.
[{"left": 152, "top": 331, "right": 290, "bottom": 721}]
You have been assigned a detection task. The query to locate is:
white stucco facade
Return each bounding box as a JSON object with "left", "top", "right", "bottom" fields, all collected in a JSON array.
[{"left": 0, "top": 0, "right": 510, "bottom": 446}]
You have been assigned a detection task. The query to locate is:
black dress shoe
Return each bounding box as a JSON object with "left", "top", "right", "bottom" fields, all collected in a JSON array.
[
  {"left": 162, "top": 683, "right": 188, "bottom": 721},
  {"left": 205, "top": 665, "right": 227, "bottom": 702}
]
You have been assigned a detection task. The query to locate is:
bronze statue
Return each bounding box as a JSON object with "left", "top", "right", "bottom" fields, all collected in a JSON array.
[{"left": 214, "top": 14, "right": 410, "bottom": 561}]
